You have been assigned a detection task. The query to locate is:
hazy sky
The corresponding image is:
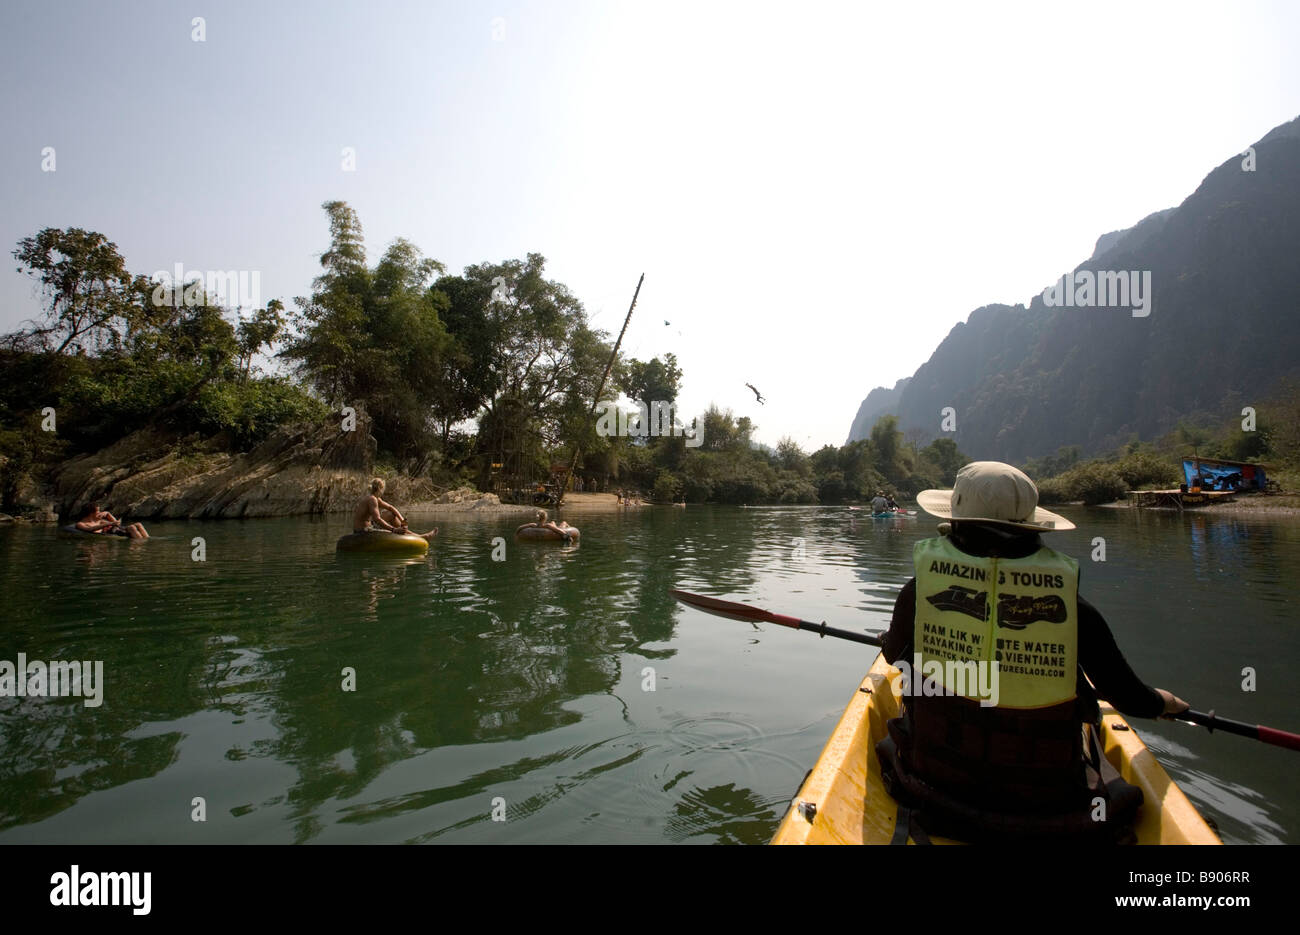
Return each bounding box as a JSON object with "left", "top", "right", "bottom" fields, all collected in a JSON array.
[{"left": 3, "top": 0, "right": 1298, "bottom": 450}]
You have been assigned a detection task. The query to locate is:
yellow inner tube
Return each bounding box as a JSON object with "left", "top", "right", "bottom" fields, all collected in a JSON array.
[{"left": 336, "top": 531, "right": 429, "bottom": 554}]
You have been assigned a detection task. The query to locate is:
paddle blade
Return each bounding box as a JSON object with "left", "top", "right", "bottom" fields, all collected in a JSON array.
[{"left": 669, "top": 589, "right": 774, "bottom": 623}]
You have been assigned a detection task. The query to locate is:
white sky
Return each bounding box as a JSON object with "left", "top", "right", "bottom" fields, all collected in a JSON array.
[{"left": 2, "top": 0, "right": 1297, "bottom": 450}]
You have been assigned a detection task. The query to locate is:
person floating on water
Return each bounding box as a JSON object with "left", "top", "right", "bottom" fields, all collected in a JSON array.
[
  {"left": 76, "top": 503, "right": 148, "bottom": 539},
  {"left": 871, "top": 490, "right": 891, "bottom": 514},
  {"left": 876, "top": 461, "right": 1189, "bottom": 840},
  {"left": 353, "top": 478, "right": 437, "bottom": 541},
  {"left": 516, "top": 509, "right": 575, "bottom": 541}
]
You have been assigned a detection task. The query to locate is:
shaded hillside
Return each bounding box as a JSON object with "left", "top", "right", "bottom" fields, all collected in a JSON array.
[
  {"left": 846, "top": 378, "right": 909, "bottom": 443},
  {"left": 850, "top": 114, "right": 1300, "bottom": 462}
]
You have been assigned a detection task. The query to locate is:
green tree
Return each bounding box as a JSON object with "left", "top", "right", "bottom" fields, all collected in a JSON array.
[
  {"left": 283, "top": 203, "right": 451, "bottom": 461},
  {"left": 775, "top": 437, "right": 811, "bottom": 476},
  {"left": 919, "top": 437, "right": 968, "bottom": 486},
  {"left": 236, "top": 299, "right": 286, "bottom": 382},
  {"left": 284, "top": 202, "right": 371, "bottom": 406},
  {"left": 10, "top": 228, "right": 136, "bottom": 354},
  {"left": 623, "top": 354, "right": 683, "bottom": 408}
]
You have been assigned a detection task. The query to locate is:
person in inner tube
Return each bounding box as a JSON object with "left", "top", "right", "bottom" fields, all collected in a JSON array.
[
  {"left": 516, "top": 509, "right": 574, "bottom": 540},
  {"left": 353, "top": 478, "right": 436, "bottom": 540},
  {"left": 76, "top": 503, "right": 148, "bottom": 539}
]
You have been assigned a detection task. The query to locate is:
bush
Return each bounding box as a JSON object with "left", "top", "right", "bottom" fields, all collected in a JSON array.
[
  {"left": 1038, "top": 462, "right": 1127, "bottom": 505},
  {"left": 1114, "top": 452, "right": 1179, "bottom": 489},
  {"left": 652, "top": 470, "right": 681, "bottom": 503},
  {"left": 191, "top": 378, "right": 327, "bottom": 448}
]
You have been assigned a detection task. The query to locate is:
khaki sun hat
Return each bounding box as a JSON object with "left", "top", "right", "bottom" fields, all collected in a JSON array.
[{"left": 916, "top": 461, "right": 1075, "bottom": 532}]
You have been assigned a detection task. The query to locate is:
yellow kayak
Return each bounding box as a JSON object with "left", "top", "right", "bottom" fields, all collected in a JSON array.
[{"left": 772, "top": 652, "right": 1221, "bottom": 845}]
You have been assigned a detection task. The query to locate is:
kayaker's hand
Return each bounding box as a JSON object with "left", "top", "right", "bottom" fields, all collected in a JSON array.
[{"left": 1156, "top": 689, "right": 1190, "bottom": 717}]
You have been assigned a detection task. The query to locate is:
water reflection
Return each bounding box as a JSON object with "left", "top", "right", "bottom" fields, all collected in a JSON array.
[{"left": 0, "top": 505, "right": 1296, "bottom": 844}]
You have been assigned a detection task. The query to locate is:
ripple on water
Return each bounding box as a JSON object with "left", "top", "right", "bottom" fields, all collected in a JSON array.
[{"left": 1, "top": 508, "right": 1296, "bottom": 844}]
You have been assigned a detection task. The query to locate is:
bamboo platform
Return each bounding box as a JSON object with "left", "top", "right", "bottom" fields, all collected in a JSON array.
[{"left": 1129, "top": 489, "right": 1236, "bottom": 509}]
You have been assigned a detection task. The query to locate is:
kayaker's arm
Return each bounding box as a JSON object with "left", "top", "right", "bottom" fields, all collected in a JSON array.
[
  {"left": 1078, "top": 596, "right": 1166, "bottom": 719},
  {"left": 883, "top": 578, "right": 916, "bottom": 664}
]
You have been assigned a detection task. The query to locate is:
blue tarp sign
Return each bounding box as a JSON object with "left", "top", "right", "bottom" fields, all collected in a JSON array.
[{"left": 1182, "top": 460, "right": 1265, "bottom": 491}]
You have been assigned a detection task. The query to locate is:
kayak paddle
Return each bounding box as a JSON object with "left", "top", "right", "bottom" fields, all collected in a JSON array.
[
  {"left": 669, "top": 589, "right": 882, "bottom": 646},
  {"left": 1176, "top": 709, "right": 1300, "bottom": 752},
  {"left": 669, "top": 590, "right": 1300, "bottom": 752}
]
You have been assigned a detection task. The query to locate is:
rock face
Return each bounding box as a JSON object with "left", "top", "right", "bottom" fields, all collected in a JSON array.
[
  {"left": 434, "top": 486, "right": 482, "bottom": 504},
  {"left": 846, "top": 378, "right": 911, "bottom": 444},
  {"left": 845, "top": 113, "right": 1300, "bottom": 462},
  {"left": 51, "top": 415, "right": 437, "bottom": 519}
]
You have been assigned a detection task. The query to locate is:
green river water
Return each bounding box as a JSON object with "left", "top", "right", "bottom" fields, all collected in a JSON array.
[{"left": 0, "top": 505, "right": 1295, "bottom": 844}]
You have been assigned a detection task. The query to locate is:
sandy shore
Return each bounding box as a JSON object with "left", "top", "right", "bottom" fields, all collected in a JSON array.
[
  {"left": 402, "top": 491, "right": 642, "bottom": 517},
  {"left": 403, "top": 499, "right": 535, "bottom": 517},
  {"left": 1098, "top": 494, "right": 1300, "bottom": 517}
]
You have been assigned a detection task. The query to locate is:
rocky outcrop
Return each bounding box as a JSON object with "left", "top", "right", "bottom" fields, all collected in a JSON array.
[
  {"left": 50, "top": 413, "right": 439, "bottom": 519},
  {"left": 433, "top": 486, "right": 483, "bottom": 504}
]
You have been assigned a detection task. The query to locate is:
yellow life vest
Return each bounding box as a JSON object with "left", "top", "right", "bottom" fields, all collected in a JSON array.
[{"left": 913, "top": 536, "right": 1079, "bottom": 709}]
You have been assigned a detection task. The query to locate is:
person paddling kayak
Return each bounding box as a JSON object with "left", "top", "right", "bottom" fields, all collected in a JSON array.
[
  {"left": 871, "top": 490, "right": 891, "bottom": 514},
  {"left": 877, "top": 461, "right": 1189, "bottom": 841}
]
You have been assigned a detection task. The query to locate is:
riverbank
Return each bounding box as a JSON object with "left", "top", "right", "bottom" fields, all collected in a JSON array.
[{"left": 1098, "top": 493, "right": 1300, "bottom": 516}]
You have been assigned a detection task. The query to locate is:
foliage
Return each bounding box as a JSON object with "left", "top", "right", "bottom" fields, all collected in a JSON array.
[
  {"left": 1036, "top": 462, "right": 1127, "bottom": 505},
  {"left": 8, "top": 228, "right": 135, "bottom": 354}
]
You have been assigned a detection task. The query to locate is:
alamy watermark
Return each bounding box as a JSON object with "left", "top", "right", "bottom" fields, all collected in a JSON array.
[
  {"left": 594, "top": 400, "right": 702, "bottom": 447},
  {"left": 891, "top": 654, "right": 1000, "bottom": 707},
  {"left": 150, "top": 262, "right": 262, "bottom": 310},
  {"left": 0, "top": 654, "right": 104, "bottom": 707},
  {"left": 1041, "top": 269, "right": 1152, "bottom": 317},
  {"left": 50, "top": 866, "right": 150, "bottom": 915}
]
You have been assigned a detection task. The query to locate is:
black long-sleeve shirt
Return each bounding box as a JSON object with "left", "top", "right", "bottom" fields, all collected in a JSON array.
[{"left": 882, "top": 524, "right": 1164, "bottom": 719}]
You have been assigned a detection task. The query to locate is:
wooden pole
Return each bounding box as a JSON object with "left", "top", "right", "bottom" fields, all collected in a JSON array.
[{"left": 556, "top": 273, "right": 644, "bottom": 507}]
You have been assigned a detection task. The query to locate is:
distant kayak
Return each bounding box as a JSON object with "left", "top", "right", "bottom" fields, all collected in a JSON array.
[
  {"left": 872, "top": 510, "right": 917, "bottom": 518},
  {"left": 336, "top": 531, "right": 429, "bottom": 555}
]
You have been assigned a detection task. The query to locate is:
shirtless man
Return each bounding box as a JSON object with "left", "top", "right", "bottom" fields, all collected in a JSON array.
[
  {"left": 353, "top": 478, "right": 437, "bottom": 540},
  {"left": 76, "top": 503, "right": 148, "bottom": 539}
]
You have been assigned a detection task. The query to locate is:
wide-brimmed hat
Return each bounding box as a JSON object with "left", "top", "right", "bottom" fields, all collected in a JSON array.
[{"left": 917, "top": 461, "right": 1074, "bottom": 532}]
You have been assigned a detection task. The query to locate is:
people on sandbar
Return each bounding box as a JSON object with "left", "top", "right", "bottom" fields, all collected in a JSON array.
[
  {"left": 353, "top": 478, "right": 437, "bottom": 540},
  {"left": 76, "top": 503, "right": 148, "bottom": 539},
  {"left": 516, "top": 509, "right": 576, "bottom": 541}
]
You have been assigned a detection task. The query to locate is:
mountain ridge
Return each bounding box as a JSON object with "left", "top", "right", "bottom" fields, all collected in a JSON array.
[{"left": 845, "top": 114, "right": 1300, "bottom": 462}]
